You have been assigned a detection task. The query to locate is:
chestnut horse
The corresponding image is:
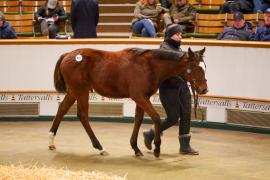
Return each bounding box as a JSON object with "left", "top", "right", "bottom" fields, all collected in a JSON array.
[{"left": 49, "top": 47, "right": 208, "bottom": 158}]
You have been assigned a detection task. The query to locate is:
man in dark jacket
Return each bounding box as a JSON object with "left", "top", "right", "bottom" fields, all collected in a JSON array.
[
  {"left": 255, "top": 8, "right": 270, "bottom": 41},
  {"left": 163, "top": 0, "right": 196, "bottom": 33},
  {"left": 218, "top": 12, "right": 255, "bottom": 41},
  {"left": 35, "top": 0, "right": 67, "bottom": 39},
  {"left": 71, "top": 0, "right": 99, "bottom": 38},
  {"left": 143, "top": 24, "right": 199, "bottom": 155},
  {"left": 0, "top": 11, "right": 16, "bottom": 39}
]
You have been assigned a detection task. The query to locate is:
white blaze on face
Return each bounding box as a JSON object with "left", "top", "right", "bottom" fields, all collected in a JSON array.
[
  {"left": 75, "top": 54, "right": 83, "bottom": 62},
  {"left": 199, "top": 61, "right": 206, "bottom": 72}
]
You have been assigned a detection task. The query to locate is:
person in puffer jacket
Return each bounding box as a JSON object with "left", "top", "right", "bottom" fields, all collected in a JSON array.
[
  {"left": 218, "top": 12, "right": 255, "bottom": 41},
  {"left": 255, "top": 8, "right": 270, "bottom": 41},
  {"left": 0, "top": 11, "right": 17, "bottom": 39}
]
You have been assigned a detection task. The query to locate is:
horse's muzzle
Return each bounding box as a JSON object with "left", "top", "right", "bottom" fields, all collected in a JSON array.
[{"left": 200, "top": 88, "right": 208, "bottom": 94}]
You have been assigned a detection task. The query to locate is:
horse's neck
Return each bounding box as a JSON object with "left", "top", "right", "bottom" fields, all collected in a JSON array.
[{"left": 153, "top": 60, "right": 185, "bottom": 82}]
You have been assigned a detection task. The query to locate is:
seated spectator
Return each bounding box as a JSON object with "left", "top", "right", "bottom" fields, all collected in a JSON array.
[
  {"left": 163, "top": 0, "right": 196, "bottom": 33},
  {"left": 131, "top": 0, "right": 163, "bottom": 37},
  {"left": 35, "top": 0, "right": 67, "bottom": 39},
  {"left": 255, "top": 8, "right": 270, "bottom": 41},
  {"left": 220, "top": 0, "right": 254, "bottom": 14},
  {"left": 261, "top": 0, "right": 270, "bottom": 12},
  {"left": 218, "top": 12, "right": 255, "bottom": 41},
  {"left": 253, "top": 0, "right": 270, "bottom": 12},
  {"left": 0, "top": 11, "right": 16, "bottom": 39}
]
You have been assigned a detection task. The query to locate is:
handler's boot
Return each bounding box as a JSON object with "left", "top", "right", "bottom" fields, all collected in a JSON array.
[
  {"left": 143, "top": 128, "right": 154, "bottom": 150},
  {"left": 179, "top": 134, "right": 199, "bottom": 155}
]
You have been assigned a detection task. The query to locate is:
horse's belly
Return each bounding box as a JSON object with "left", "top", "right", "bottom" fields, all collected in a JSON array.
[{"left": 94, "top": 87, "right": 129, "bottom": 98}]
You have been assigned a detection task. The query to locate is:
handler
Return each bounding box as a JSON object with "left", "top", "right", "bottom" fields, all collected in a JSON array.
[{"left": 143, "top": 24, "right": 199, "bottom": 155}]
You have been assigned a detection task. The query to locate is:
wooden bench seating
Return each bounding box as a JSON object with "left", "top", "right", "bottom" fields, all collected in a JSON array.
[
  {"left": 190, "top": 0, "right": 225, "bottom": 13},
  {"left": 4, "top": 13, "right": 34, "bottom": 37},
  {"left": 0, "top": 0, "right": 20, "bottom": 13}
]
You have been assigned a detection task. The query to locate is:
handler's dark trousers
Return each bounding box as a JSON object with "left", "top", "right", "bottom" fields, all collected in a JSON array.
[
  {"left": 159, "top": 77, "right": 191, "bottom": 135},
  {"left": 143, "top": 77, "right": 199, "bottom": 155}
]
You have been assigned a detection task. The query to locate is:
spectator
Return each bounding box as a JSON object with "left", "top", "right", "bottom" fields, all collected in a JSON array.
[
  {"left": 218, "top": 12, "right": 255, "bottom": 40},
  {"left": 131, "top": 0, "right": 163, "bottom": 37},
  {"left": 143, "top": 24, "right": 199, "bottom": 155},
  {"left": 253, "top": 0, "right": 270, "bottom": 12},
  {"left": 163, "top": 0, "right": 196, "bottom": 33},
  {"left": 71, "top": 0, "right": 99, "bottom": 38},
  {"left": 220, "top": 0, "right": 254, "bottom": 14},
  {"left": 35, "top": 0, "right": 67, "bottom": 39},
  {"left": 255, "top": 8, "right": 270, "bottom": 41},
  {"left": 261, "top": 0, "right": 270, "bottom": 12},
  {"left": 0, "top": 11, "right": 16, "bottom": 39}
]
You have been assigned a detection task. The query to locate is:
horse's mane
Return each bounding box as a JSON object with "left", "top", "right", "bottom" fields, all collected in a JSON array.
[{"left": 126, "top": 48, "right": 185, "bottom": 61}]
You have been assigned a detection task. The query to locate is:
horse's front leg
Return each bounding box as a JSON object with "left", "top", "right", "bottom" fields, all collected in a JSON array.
[
  {"left": 49, "top": 92, "right": 75, "bottom": 150},
  {"left": 133, "top": 97, "right": 161, "bottom": 158},
  {"left": 77, "top": 93, "right": 108, "bottom": 155},
  {"left": 130, "top": 105, "right": 144, "bottom": 156}
]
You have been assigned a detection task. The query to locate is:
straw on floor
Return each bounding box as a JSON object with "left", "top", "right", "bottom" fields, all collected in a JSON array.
[{"left": 0, "top": 164, "right": 126, "bottom": 180}]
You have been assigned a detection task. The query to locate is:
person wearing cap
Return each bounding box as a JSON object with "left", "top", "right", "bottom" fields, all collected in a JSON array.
[
  {"left": 0, "top": 11, "right": 16, "bottom": 39},
  {"left": 217, "top": 12, "right": 255, "bottom": 41},
  {"left": 163, "top": 0, "right": 196, "bottom": 33},
  {"left": 34, "top": 0, "right": 67, "bottom": 39},
  {"left": 255, "top": 8, "right": 270, "bottom": 41},
  {"left": 143, "top": 24, "right": 199, "bottom": 155},
  {"left": 131, "top": 0, "right": 164, "bottom": 37},
  {"left": 71, "top": 0, "right": 99, "bottom": 38}
]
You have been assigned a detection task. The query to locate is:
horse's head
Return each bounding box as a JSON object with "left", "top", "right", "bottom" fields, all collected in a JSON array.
[{"left": 182, "top": 47, "right": 208, "bottom": 95}]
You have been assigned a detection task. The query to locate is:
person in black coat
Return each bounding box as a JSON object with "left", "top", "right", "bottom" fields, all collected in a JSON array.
[
  {"left": 35, "top": 0, "right": 67, "bottom": 39},
  {"left": 71, "top": 0, "right": 99, "bottom": 38},
  {"left": 143, "top": 24, "right": 199, "bottom": 155},
  {"left": 0, "top": 11, "right": 16, "bottom": 39}
]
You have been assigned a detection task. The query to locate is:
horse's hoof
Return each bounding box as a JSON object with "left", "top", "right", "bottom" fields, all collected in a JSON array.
[
  {"left": 48, "top": 145, "right": 56, "bottom": 150},
  {"left": 154, "top": 149, "right": 160, "bottom": 158},
  {"left": 100, "top": 149, "right": 109, "bottom": 156},
  {"left": 135, "top": 150, "right": 144, "bottom": 157}
]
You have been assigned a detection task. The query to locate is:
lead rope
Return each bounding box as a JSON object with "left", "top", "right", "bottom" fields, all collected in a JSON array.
[{"left": 191, "top": 85, "right": 205, "bottom": 121}]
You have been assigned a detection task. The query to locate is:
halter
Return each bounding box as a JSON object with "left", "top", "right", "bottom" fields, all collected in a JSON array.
[{"left": 187, "top": 60, "right": 207, "bottom": 121}]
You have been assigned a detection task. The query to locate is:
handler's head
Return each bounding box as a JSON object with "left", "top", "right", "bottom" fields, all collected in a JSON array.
[{"left": 165, "top": 24, "right": 183, "bottom": 41}]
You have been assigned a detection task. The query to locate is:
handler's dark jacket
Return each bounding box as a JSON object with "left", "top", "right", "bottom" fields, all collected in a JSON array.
[
  {"left": 71, "top": 0, "right": 99, "bottom": 38},
  {"left": 34, "top": 4, "right": 67, "bottom": 26},
  {"left": 159, "top": 39, "right": 186, "bottom": 88},
  {"left": 217, "top": 23, "right": 255, "bottom": 41}
]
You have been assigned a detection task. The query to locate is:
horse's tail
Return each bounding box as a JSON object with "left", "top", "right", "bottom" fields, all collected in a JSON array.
[{"left": 54, "top": 53, "right": 68, "bottom": 93}]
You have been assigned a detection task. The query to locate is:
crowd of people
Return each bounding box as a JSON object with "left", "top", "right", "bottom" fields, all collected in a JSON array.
[
  {"left": 0, "top": 0, "right": 270, "bottom": 41},
  {"left": 131, "top": 0, "right": 270, "bottom": 41}
]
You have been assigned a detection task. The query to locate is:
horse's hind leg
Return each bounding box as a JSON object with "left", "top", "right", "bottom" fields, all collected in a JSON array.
[
  {"left": 77, "top": 93, "right": 107, "bottom": 155},
  {"left": 130, "top": 105, "right": 144, "bottom": 157},
  {"left": 133, "top": 97, "right": 161, "bottom": 158},
  {"left": 49, "top": 92, "right": 76, "bottom": 150}
]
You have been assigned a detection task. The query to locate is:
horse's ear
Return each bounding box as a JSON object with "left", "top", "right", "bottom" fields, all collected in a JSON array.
[
  {"left": 188, "top": 47, "right": 194, "bottom": 58},
  {"left": 200, "top": 47, "right": 206, "bottom": 55}
]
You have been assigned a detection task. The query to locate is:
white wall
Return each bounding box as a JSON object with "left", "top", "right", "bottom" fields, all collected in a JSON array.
[{"left": 1, "top": 43, "right": 269, "bottom": 100}]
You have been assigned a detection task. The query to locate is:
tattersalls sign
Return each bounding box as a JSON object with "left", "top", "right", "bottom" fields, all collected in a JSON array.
[{"left": 0, "top": 92, "right": 270, "bottom": 117}]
